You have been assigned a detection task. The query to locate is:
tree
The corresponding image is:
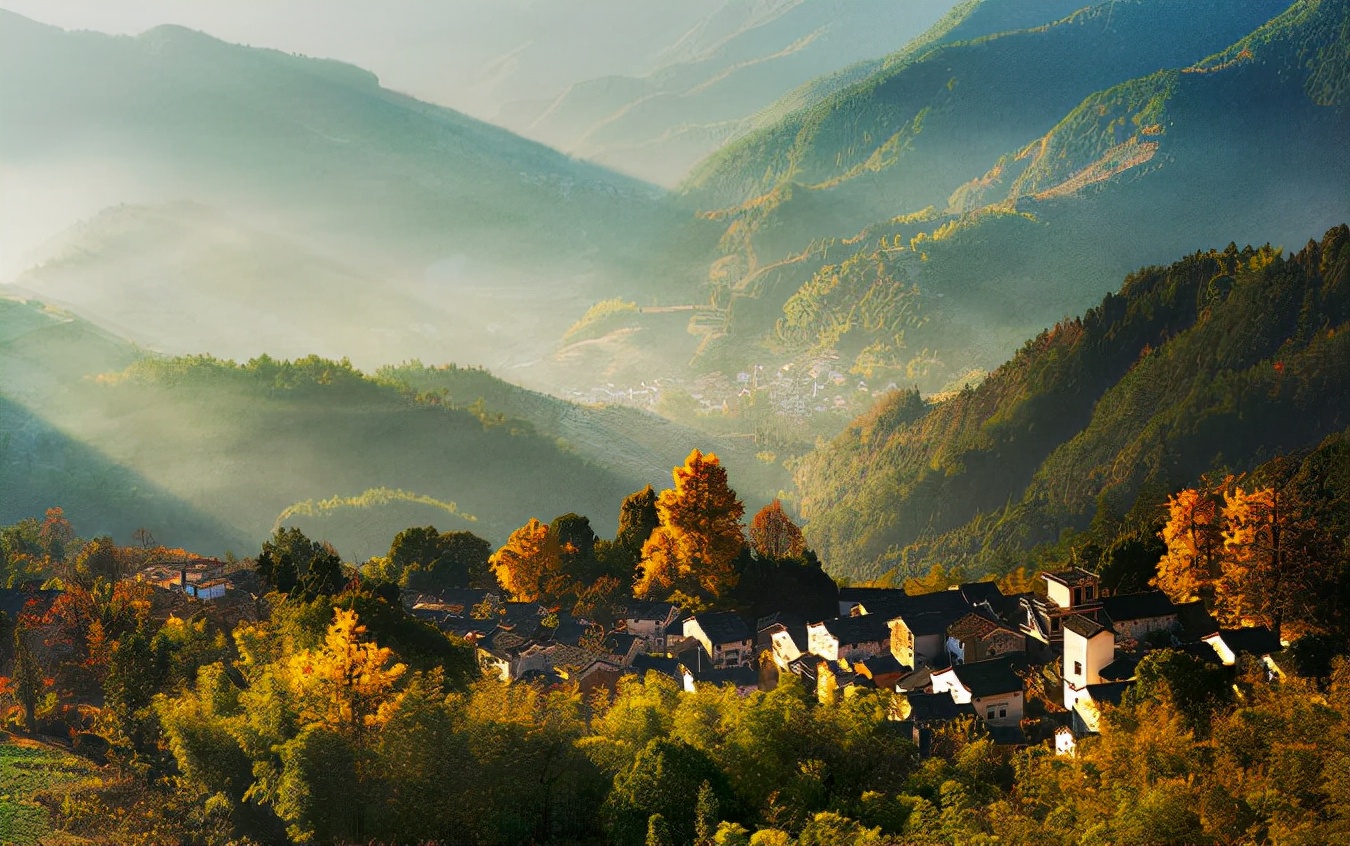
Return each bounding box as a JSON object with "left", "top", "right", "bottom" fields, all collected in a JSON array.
[
  {"left": 1154, "top": 487, "right": 1224, "bottom": 602},
  {"left": 616, "top": 487, "right": 660, "bottom": 559},
  {"left": 605, "top": 738, "right": 729, "bottom": 846},
  {"left": 635, "top": 450, "right": 746, "bottom": 604},
  {"left": 490, "top": 519, "right": 560, "bottom": 603},
  {"left": 646, "top": 813, "right": 674, "bottom": 846},
  {"left": 73, "top": 536, "right": 124, "bottom": 586},
  {"left": 286, "top": 608, "right": 407, "bottom": 741},
  {"left": 256, "top": 527, "right": 346, "bottom": 600},
  {"left": 695, "top": 779, "right": 720, "bottom": 846},
  {"left": 38, "top": 506, "right": 76, "bottom": 561},
  {"left": 749, "top": 500, "right": 806, "bottom": 561},
  {"left": 1215, "top": 486, "right": 1313, "bottom": 638},
  {"left": 387, "top": 527, "right": 494, "bottom": 593},
  {"left": 104, "top": 624, "right": 160, "bottom": 749},
  {"left": 12, "top": 622, "right": 42, "bottom": 733}
]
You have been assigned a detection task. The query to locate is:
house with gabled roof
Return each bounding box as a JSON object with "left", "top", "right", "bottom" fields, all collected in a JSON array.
[
  {"left": 1072, "top": 681, "right": 1132, "bottom": 734},
  {"left": 855, "top": 653, "right": 906, "bottom": 690},
  {"left": 807, "top": 615, "right": 890, "bottom": 663},
  {"left": 1062, "top": 614, "right": 1116, "bottom": 711},
  {"left": 620, "top": 599, "right": 684, "bottom": 651},
  {"left": 1203, "top": 626, "right": 1284, "bottom": 667},
  {"left": 890, "top": 610, "right": 955, "bottom": 669},
  {"left": 683, "top": 612, "right": 754, "bottom": 668},
  {"left": 1021, "top": 568, "right": 1102, "bottom": 648},
  {"left": 630, "top": 653, "right": 695, "bottom": 692},
  {"left": 946, "top": 610, "right": 1025, "bottom": 665},
  {"left": 1099, "top": 591, "right": 1179, "bottom": 642},
  {"left": 929, "top": 657, "right": 1025, "bottom": 726}
]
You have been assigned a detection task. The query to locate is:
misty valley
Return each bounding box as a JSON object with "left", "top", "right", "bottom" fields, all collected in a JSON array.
[{"left": 1, "top": 2, "right": 1348, "bottom": 845}]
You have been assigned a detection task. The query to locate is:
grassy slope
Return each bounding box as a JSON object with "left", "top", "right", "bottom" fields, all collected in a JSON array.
[{"left": 0, "top": 737, "right": 98, "bottom": 846}]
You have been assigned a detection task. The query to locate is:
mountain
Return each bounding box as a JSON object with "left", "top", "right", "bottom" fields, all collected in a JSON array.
[
  {"left": 0, "top": 296, "right": 782, "bottom": 560},
  {"left": 503, "top": 0, "right": 955, "bottom": 186},
  {"left": 673, "top": 0, "right": 1349, "bottom": 398},
  {"left": 793, "top": 224, "right": 1350, "bottom": 581},
  {"left": 0, "top": 10, "right": 711, "bottom": 382}
]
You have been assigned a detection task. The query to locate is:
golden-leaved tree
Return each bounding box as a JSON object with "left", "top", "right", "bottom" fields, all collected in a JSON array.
[
  {"left": 489, "top": 518, "right": 559, "bottom": 602},
  {"left": 1154, "top": 487, "right": 1225, "bottom": 602},
  {"left": 1214, "top": 486, "right": 1312, "bottom": 638},
  {"left": 286, "top": 607, "right": 407, "bottom": 740},
  {"left": 635, "top": 449, "right": 745, "bottom": 607}
]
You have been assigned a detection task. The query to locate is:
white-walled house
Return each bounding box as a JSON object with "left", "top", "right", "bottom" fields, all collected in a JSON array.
[
  {"left": 807, "top": 616, "right": 889, "bottom": 663},
  {"left": 621, "top": 600, "right": 683, "bottom": 651},
  {"left": 1203, "top": 626, "right": 1284, "bottom": 666},
  {"left": 683, "top": 612, "right": 754, "bottom": 669},
  {"left": 1062, "top": 614, "right": 1116, "bottom": 710},
  {"left": 930, "top": 657, "right": 1024, "bottom": 726}
]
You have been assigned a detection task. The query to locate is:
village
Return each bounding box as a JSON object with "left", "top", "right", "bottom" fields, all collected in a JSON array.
[{"left": 288, "top": 562, "right": 1285, "bottom": 759}]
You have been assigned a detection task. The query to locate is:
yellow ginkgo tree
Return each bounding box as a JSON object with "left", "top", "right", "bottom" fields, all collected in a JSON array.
[{"left": 286, "top": 607, "right": 407, "bottom": 740}]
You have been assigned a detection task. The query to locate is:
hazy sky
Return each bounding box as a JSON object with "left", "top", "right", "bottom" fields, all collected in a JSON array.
[{"left": 0, "top": 0, "right": 729, "bottom": 119}]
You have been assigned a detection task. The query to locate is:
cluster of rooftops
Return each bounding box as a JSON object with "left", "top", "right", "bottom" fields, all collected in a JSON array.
[{"left": 408, "top": 567, "right": 1287, "bottom": 754}]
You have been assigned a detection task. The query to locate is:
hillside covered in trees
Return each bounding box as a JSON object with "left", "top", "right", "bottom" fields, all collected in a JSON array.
[{"left": 795, "top": 225, "right": 1350, "bottom": 582}]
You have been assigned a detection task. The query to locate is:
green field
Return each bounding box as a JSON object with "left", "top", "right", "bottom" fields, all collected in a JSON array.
[{"left": 0, "top": 737, "right": 95, "bottom": 846}]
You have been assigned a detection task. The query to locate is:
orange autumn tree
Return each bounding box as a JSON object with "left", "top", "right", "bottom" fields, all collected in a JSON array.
[
  {"left": 749, "top": 499, "right": 806, "bottom": 560},
  {"left": 1154, "top": 487, "right": 1226, "bottom": 602},
  {"left": 1214, "top": 486, "right": 1311, "bottom": 638},
  {"left": 635, "top": 449, "right": 745, "bottom": 607},
  {"left": 489, "top": 518, "right": 560, "bottom": 602}
]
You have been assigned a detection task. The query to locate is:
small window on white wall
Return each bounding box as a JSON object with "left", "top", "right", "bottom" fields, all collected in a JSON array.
[{"left": 1073, "top": 660, "right": 1083, "bottom": 676}]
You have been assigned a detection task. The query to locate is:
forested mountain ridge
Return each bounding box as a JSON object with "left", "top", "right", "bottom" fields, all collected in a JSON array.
[
  {"left": 795, "top": 225, "right": 1350, "bottom": 581},
  {"left": 682, "top": 0, "right": 1289, "bottom": 214},
  {"left": 673, "top": 0, "right": 1349, "bottom": 402}
]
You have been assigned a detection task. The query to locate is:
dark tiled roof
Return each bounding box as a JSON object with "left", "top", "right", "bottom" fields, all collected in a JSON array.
[
  {"left": 1099, "top": 655, "right": 1139, "bottom": 682},
  {"left": 819, "top": 615, "right": 890, "bottom": 645},
  {"left": 958, "top": 581, "right": 1005, "bottom": 607},
  {"left": 1083, "top": 681, "right": 1133, "bottom": 706},
  {"left": 896, "top": 667, "right": 931, "bottom": 692},
  {"left": 947, "top": 610, "right": 1006, "bottom": 641},
  {"left": 545, "top": 613, "right": 590, "bottom": 646},
  {"left": 905, "top": 692, "right": 976, "bottom": 723},
  {"left": 630, "top": 653, "right": 686, "bottom": 682},
  {"left": 1063, "top": 614, "right": 1110, "bottom": 639},
  {"left": 757, "top": 611, "right": 805, "bottom": 634},
  {"left": 787, "top": 653, "right": 823, "bottom": 682},
  {"left": 869, "top": 588, "right": 971, "bottom": 622},
  {"left": 1100, "top": 591, "right": 1177, "bottom": 623},
  {"left": 1211, "top": 626, "right": 1283, "bottom": 657},
  {"left": 439, "top": 619, "right": 498, "bottom": 639},
  {"left": 688, "top": 611, "right": 752, "bottom": 645},
  {"left": 602, "top": 632, "right": 642, "bottom": 657},
  {"left": 1043, "top": 569, "right": 1099, "bottom": 588},
  {"left": 895, "top": 610, "right": 956, "bottom": 637},
  {"left": 860, "top": 653, "right": 904, "bottom": 678},
  {"left": 499, "top": 602, "right": 547, "bottom": 632},
  {"left": 620, "top": 599, "right": 681, "bottom": 622},
  {"left": 951, "top": 657, "right": 1023, "bottom": 698},
  {"left": 1174, "top": 600, "right": 1219, "bottom": 642},
  {"left": 838, "top": 587, "right": 906, "bottom": 603},
  {"left": 1176, "top": 642, "right": 1226, "bottom": 666}
]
